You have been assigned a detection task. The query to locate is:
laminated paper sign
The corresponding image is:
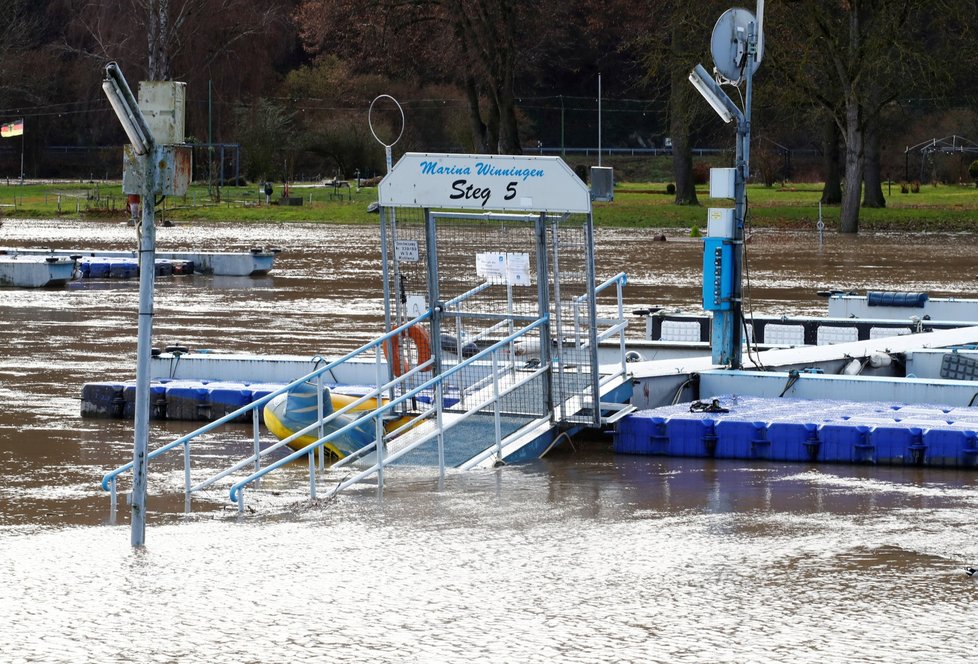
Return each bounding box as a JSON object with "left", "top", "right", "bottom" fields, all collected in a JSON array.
[{"left": 476, "top": 252, "right": 531, "bottom": 286}]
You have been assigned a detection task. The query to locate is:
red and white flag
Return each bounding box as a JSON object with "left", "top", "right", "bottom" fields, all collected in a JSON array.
[{"left": 1, "top": 119, "right": 24, "bottom": 138}]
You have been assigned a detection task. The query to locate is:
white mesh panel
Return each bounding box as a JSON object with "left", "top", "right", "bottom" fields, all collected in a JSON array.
[
  {"left": 816, "top": 326, "right": 859, "bottom": 345},
  {"left": 660, "top": 320, "right": 703, "bottom": 342},
  {"left": 763, "top": 324, "right": 804, "bottom": 346},
  {"left": 869, "top": 327, "right": 911, "bottom": 339}
]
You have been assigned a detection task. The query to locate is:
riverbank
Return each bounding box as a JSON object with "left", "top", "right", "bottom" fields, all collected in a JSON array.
[{"left": 3, "top": 180, "right": 978, "bottom": 230}]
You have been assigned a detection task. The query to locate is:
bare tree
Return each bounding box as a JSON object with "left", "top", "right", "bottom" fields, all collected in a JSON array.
[
  {"left": 295, "top": 0, "right": 550, "bottom": 154},
  {"left": 769, "top": 0, "right": 969, "bottom": 233}
]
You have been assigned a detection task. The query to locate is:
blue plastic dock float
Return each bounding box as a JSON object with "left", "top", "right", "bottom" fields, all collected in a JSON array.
[
  {"left": 77, "top": 256, "right": 194, "bottom": 279},
  {"left": 614, "top": 395, "right": 978, "bottom": 468},
  {"left": 80, "top": 378, "right": 462, "bottom": 424}
]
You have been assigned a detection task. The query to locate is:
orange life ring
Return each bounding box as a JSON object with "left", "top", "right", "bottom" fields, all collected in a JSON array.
[{"left": 383, "top": 325, "right": 432, "bottom": 377}]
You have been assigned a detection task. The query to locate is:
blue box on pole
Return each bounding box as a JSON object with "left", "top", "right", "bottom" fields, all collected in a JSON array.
[{"left": 702, "top": 237, "right": 733, "bottom": 311}]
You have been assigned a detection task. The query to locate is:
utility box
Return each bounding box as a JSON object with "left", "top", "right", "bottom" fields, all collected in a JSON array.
[
  {"left": 709, "top": 167, "right": 736, "bottom": 199},
  {"left": 706, "top": 208, "right": 735, "bottom": 238},
  {"left": 703, "top": 236, "right": 733, "bottom": 311},
  {"left": 590, "top": 166, "right": 614, "bottom": 202},
  {"left": 138, "top": 81, "right": 186, "bottom": 145},
  {"left": 123, "top": 145, "right": 192, "bottom": 196}
]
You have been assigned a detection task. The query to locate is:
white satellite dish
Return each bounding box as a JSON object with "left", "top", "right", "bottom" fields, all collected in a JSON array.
[{"left": 710, "top": 7, "right": 763, "bottom": 83}]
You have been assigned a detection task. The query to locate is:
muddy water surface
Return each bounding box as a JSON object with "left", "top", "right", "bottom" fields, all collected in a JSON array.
[{"left": 2, "top": 219, "right": 978, "bottom": 663}]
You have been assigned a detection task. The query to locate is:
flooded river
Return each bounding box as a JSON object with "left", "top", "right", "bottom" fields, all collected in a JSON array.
[{"left": 2, "top": 218, "right": 978, "bottom": 663}]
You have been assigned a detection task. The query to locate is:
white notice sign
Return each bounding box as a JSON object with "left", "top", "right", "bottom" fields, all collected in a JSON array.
[
  {"left": 476, "top": 252, "right": 506, "bottom": 283},
  {"left": 475, "top": 252, "right": 532, "bottom": 286},
  {"left": 394, "top": 240, "right": 419, "bottom": 262},
  {"left": 405, "top": 295, "right": 426, "bottom": 318},
  {"left": 506, "top": 253, "right": 530, "bottom": 286}
]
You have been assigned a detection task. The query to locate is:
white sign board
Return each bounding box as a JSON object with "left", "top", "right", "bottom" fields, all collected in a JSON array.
[
  {"left": 405, "top": 295, "right": 426, "bottom": 318},
  {"left": 476, "top": 252, "right": 532, "bottom": 286},
  {"left": 379, "top": 153, "right": 591, "bottom": 213},
  {"left": 506, "top": 253, "right": 530, "bottom": 286},
  {"left": 394, "top": 239, "right": 419, "bottom": 262}
]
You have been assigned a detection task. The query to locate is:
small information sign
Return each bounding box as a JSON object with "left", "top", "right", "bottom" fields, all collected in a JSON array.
[{"left": 394, "top": 240, "right": 419, "bottom": 262}]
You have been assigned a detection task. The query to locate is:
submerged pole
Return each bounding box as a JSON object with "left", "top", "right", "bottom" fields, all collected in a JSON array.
[
  {"left": 130, "top": 154, "right": 158, "bottom": 547},
  {"left": 103, "top": 62, "right": 157, "bottom": 546}
]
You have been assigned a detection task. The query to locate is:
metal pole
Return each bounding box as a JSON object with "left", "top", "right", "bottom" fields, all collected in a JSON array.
[
  {"left": 597, "top": 74, "right": 602, "bottom": 167},
  {"left": 208, "top": 80, "right": 213, "bottom": 191},
  {"left": 584, "top": 215, "right": 601, "bottom": 425},
  {"left": 131, "top": 146, "right": 158, "bottom": 547},
  {"left": 560, "top": 96, "right": 565, "bottom": 157},
  {"left": 424, "top": 208, "right": 445, "bottom": 479},
  {"left": 536, "top": 213, "right": 554, "bottom": 420}
]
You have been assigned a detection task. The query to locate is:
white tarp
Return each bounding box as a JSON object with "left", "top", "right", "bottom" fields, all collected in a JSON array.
[{"left": 379, "top": 152, "right": 591, "bottom": 213}]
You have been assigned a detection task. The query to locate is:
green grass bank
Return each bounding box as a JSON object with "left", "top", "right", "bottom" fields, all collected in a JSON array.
[{"left": 2, "top": 180, "right": 978, "bottom": 231}]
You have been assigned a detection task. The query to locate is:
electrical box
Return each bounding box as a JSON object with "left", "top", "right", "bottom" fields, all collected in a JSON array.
[
  {"left": 709, "top": 167, "right": 736, "bottom": 199},
  {"left": 590, "top": 166, "right": 614, "bottom": 202},
  {"left": 707, "top": 208, "right": 735, "bottom": 238},
  {"left": 138, "top": 81, "right": 186, "bottom": 145},
  {"left": 123, "top": 145, "right": 192, "bottom": 196},
  {"left": 703, "top": 236, "right": 733, "bottom": 311}
]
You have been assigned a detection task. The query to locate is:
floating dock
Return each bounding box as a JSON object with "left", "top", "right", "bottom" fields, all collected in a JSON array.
[
  {"left": 81, "top": 377, "right": 460, "bottom": 422},
  {"left": 615, "top": 395, "right": 978, "bottom": 467},
  {"left": 0, "top": 254, "right": 75, "bottom": 287},
  {"left": 77, "top": 256, "right": 195, "bottom": 278},
  {"left": 0, "top": 247, "right": 278, "bottom": 276}
]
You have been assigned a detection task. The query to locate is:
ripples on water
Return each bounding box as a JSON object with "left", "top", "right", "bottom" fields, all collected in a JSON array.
[{"left": 3, "top": 219, "right": 978, "bottom": 663}]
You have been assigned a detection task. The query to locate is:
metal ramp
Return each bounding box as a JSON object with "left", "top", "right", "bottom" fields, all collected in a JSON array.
[{"left": 99, "top": 152, "right": 635, "bottom": 516}]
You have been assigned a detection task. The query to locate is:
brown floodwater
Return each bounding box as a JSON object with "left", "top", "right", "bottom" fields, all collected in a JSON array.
[{"left": 2, "top": 218, "right": 978, "bottom": 663}]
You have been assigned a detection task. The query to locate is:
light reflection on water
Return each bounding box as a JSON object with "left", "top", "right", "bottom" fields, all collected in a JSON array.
[{"left": 3, "top": 219, "right": 978, "bottom": 662}]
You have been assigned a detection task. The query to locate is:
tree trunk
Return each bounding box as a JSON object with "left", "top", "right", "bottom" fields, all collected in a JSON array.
[
  {"left": 496, "top": 85, "right": 522, "bottom": 154},
  {"left": 669, "top": 24, "right": 697, "bottom": 206},
  {"left": 146, "top": 0, "right": 172, "bottom": 80},
  {"left": 463, "top": 76, "right": 490, "bottom": 153},
  {"left": 671, "top": 126, "right": 697, "bottom": 205},
  {"left": 821, "top": 114, "right": 842, "bottom": 204},
  {"left": 861, "top": 110, "right": 885, "bottom": 207},
  {"left": 839, "top": 97, "right": 863, "bottom": 233}
]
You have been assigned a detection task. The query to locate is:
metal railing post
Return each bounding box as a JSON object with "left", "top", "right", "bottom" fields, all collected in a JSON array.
[
  {"left": 308, "top": 451, "right": 317, "bottom": 500},
  {"left": 493, "top": 350, "right": 502, "bottom": 463},
  {"left": 183, "top": 440, "right": 191, "bottom": 508},
  {"left": 316, "top": 372, "right": 325, "bottom": 472},
  {"left": 375, "top": 343, "right": 385, "bottom": 492},
  {"left": 252, "top": 407, "right": 261, "bottom": 476},
  {"left": 617, "top": 279, "right": 627, "bottom": 376}
]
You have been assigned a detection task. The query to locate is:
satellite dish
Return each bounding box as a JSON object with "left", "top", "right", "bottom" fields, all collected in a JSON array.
[{"left": 710, "top": 8, "right": 763, "bottom": 83}]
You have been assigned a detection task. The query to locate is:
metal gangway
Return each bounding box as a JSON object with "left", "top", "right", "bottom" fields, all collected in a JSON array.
[{"left": 100, "top": 152, "right": 635, "bottom": 516}]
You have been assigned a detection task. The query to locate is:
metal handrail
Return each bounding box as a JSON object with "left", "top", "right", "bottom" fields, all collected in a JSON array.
[
  {"left": 99, "top": 309, "right": 433, "bottom": 496},
  {"left": 228, "top": 316, "right": 549, "bottom": 508}
]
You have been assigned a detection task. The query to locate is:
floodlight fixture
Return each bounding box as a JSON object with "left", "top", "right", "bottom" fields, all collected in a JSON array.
[
  {"left": 688, "top": 64, "right": 740, "bottom": 124},
  {"left": 102, "top": 62, "right": 152, "bottom": 156}
]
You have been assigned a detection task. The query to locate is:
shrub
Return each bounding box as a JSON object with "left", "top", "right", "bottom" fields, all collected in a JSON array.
[
  {"left": 691, "top": 162, "right": 710, "bottom": 185},
  {"left": 900, "top": 182, "right": 909, "bottom": 194},
  {"left": 911, "top": 180, "right": 921, "bottom": 193},
  {"left": 666, "top": 183, "right": 676, "bottom": 195},
  {"left": 969, "top": 160, "right": 978, "bottom": 188}
]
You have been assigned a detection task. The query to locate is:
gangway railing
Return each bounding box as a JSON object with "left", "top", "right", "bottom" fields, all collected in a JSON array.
[
  {"left": 100, "top": 272, "right": 633, "bottom": 515},
  {"left": 227, "top": 317, "right": 550, "bottom": 511},
  {"left": 554, "top": 272, "right": 631, "bottom": 425},
  {"left": 99, "top": 309, "right": 433, "bottom": 513}
]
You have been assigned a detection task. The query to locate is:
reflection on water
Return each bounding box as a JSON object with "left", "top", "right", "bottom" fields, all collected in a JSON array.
[{"left": 2, "top": 219, "right": 978, "bottom": 662}]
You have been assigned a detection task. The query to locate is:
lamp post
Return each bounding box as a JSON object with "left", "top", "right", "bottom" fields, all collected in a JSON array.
[
  {"left": 102, "top": 62, "right": 157, "bottom": 547},
  {"left": 688, "top": 3, "right": 764, "bottom": 369}
]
